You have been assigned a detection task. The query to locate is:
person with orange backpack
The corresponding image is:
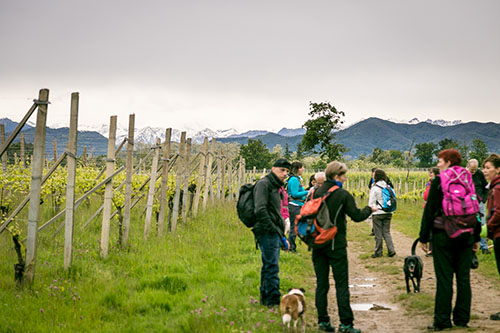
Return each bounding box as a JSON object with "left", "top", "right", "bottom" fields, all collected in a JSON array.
[{"left": 311, "top": 161, "right": 377, "bottom": 333}]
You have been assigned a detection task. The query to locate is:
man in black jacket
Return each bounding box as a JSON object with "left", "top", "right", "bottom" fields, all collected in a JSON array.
[
  {"left": 253, "top": 158, "right": 291, "bottom": 307},
  {"left": 467, "top": 159, "right": 490, "bottom": 254}
]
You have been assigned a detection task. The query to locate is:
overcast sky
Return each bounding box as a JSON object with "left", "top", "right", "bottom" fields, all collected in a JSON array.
[{"left": 1, "top": 0, "right": 499, "bottom": 133}]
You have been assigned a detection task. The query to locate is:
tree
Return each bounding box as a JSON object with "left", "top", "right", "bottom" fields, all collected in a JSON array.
[
  {"left": 272, "top": 144, "right": 283, "bottom": 159},
  {"left": 301, "top": 102, "right": 348, "bottom": 160},
  {"left": 438, "top": 138, "right": 459, "bottom": 151},
  {"left": 283, "top": 143, "right": 292, "bottom": 160},
  {"left": 239, "top": 139, "right": 274, "bottom": 170},
  {"left": 469, "top": 138, "right": 488, "bottom": 164},
  {"left": 415, "top": 142, "right": 438, "bottom": 167},
  {"left": 295, "top": 142, "right": 305, "bottom": 161}
]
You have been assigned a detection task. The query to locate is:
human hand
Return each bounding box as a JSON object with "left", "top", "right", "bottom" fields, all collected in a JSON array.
[
  {"left": 420, "top": 242, "right": 428, "bottom": 253},
  {"left": 473, "top": 242, "right": 479, "bottom": 252},
  {"left": 370, "top": 205, "right": 378, "bottom": 212}
]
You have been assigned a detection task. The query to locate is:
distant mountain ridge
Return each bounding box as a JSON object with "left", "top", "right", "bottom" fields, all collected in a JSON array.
[{"left": 1, "top": 117, "right": 498, "bottom": 158}]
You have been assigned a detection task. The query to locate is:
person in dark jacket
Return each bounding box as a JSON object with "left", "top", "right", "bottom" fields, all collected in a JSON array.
[
  {"left": 482, "top": 153, "right": 500, "bottom": 321},
  {"left": 467, "top": 158, "right": 490, "bottom": 254},
  {"left": 253, "top": 158, "right": 291, "bottom": 307},
  {"left": 419, "top": 149, "right": 481, "bottom": 331},
  {"left": 312, "top": 161, "right": 377, "bottom": 333}
]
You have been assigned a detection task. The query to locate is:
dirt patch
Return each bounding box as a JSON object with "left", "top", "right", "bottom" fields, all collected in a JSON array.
[{"left": 318, "top": 229, "right": 500, "bottom": 332}]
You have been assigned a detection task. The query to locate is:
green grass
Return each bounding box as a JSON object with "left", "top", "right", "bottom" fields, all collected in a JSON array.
[
  {"left": 0, "top": 201, "right": 316, "bottom": 332},
  {"left": 1, "top": 194, "right": 498, "bottom": 331}
]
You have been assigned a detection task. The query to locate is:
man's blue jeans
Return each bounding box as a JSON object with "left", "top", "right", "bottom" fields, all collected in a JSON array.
[
  {"left": 479, "top": 202, "right": 488, "bottom": 250},
  {"left": 257, "top": 231, "right": 281, "bottom": 306}
]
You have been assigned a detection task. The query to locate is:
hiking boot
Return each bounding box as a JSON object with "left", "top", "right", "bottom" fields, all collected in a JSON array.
[
  {"left": 318, "top": 321, "right": 335, "bottom": 332},
  {"left": 427, "top": 323, "right": 452, "bottom": 331},
  {"left": 482, "top": 249, "right": 491, "bottom": 255},
  {"left": 371, "top": 253, "right": 382, "bottom": 258},
  {"left": 339, "top": 323, "right": 361, "bottom": 333},
  {"left": 491, "top": 312, "right": 500, "bottom": 320},
  {"left": 388, "top": 251, "right": 396, "bottom": 257}
]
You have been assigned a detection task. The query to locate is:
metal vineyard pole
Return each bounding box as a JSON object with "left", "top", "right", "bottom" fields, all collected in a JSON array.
[
  {"left": 64, "top": 92, "right": 79, "bottom": 270},
  {"left": 100, "top": 115, "right": 117, "bottom": 258},
  {"left": 181, "top": 138, "right": 192, "bottom": 221},
  {"left": 122, "top": 114, "right": 135, "bottom": 246},
  {"left": 216, "top": 148, "right": 222, "bottom": 201},
  {"left": 192, "top": 137, "right": 208, "bottom": 217},
  {"left": 144, "top": 138, "right": 161, "bottom": 239},
  {"left": 157, "top": 128, "right": 172, "bottom": 235},
  {"left": 25, "top": 88, "right": 49, "bottom": 284},
  {"left": 171, "top": 132, "right": 186, "bottom": 232}
]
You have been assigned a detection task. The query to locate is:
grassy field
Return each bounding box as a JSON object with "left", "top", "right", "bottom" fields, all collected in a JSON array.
[
  {"left": 0, "top": 195, "right": 498, "bottom": 332},
  {"left": 0, "top": 201, "right": 316, "bottom": 332}
]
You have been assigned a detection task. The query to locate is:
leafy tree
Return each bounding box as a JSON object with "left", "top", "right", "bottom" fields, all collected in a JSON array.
[
  {"left": 239, "top": 139, "right": 274, "bottom": 170},
  {"left": 469, "top": 138, "right": 488, "bottom": 164},
  {"left": 311, "top": 157, "right": 328, "bottom": 170},
  {"left": 272, "top": 144, "right": 283, "bottom": 159},
  {"left": 301, "top": 102, "right": 348, "bottom": 160},
  {"left": 283, "top": 143, "right": 292, "bottom": 160},
  {"left": 295, "top": 142, "right": 305, "bottom": 161},
  {"left": 438, "top": 138, "right": 459, "bottom": 151},
  {"left": 415, "top": 142, "right": 438, "bottom": 167}
]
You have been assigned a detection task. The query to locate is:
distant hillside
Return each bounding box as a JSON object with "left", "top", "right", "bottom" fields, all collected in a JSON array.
[
  {"left": 2, "top": 117, "right": 499, "bottom": 158},
  {"left": 220, "top": 118, "right": 500, "bottom": 158},
  {"left": 0, "top": 119, "right": 108, "bottom": 157}
]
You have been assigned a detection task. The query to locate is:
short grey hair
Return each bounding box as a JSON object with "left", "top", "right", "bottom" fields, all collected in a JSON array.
[{"left": 314, "top": 171, "right": 326, "bottom": 181}]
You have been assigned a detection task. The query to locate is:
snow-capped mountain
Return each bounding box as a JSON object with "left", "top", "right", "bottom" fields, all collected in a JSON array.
[
  {"left": 228, "top": 130, "right": 270, "bottom": 138},
  {"left": 387, "top": 117, "right": 463, "bottom": 127}
]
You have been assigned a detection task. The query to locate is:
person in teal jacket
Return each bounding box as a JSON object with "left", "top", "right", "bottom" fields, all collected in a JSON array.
[{"left": 287, "top": 161, "right": 309, "bottom": 253}]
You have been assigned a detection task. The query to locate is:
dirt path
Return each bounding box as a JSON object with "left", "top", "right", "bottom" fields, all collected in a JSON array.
[{"left": 315, "top": 229, "right": 500, "bottom": 332}]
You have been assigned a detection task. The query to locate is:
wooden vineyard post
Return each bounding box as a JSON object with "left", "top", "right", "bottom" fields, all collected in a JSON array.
[
  {"left": 252, "top": 166, "right": 256, "bottom": 182},
  {"left": 221, "top": 153, "right": 226, "bottom": 201},
  {"left": 64, "top": 92, "right": 79, "bottom": 270},
  {"left": 171, "top": 132, "right": 186, "bottom": 232},
  {"left": 192, "top": 137, "right": 207, "bottom": 217},
  {"left": 157, "top": 128, "right": 172, "bottom": 235},
  {"left": 53, "top": 138, "right": 57, "bottom": 161},
  {"left": 82, "top": 146, "right": 87, "bottom": 166},
  {"left": 25, "top": 88, "right": 49, "bottom": 284},
  {"left": 227, "top": 158, "right": 233, "bottom": 200},
  {"left": 100, "top": 115, "right": 117, "bottom": 258},
  {"left": 0, "top": 124, "right": 6, "bottom": 173},
  {"left": 216, "top": 149, "right": 222, "bottom": 201},
  {"left": 20, "top": 133, "right": 25, "bottom": 167},
  {"left": 122, "top": 114, "right": 135, "bottom": 245},
  {"left": 181, "top": 138, "right": 192, "bottom": 221},
  {"left": 202, "top": 139, "right": 215, "bottom": 210},
  {"left": 144, "top": 138, "right": 161, "bottom": 239}
]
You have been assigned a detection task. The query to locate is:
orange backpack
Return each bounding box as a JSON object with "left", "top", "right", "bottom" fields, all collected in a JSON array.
[{"left": 294, "top": 186, "right": 339, "bottom": 249}]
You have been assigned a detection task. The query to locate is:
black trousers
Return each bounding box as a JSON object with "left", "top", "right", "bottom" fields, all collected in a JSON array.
[
  {"left": 432, "top": 231, "right": 474, "bottom": 327},
  {"left": 495, "top": 237, "right": 500, "bottom": 277},
  {"left": 312, "top": 246, "right": 354, "bottom": 326}
]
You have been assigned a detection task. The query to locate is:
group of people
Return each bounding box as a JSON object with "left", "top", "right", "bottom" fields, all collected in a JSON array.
[{"left": 250, "top": 149, "right": 500, "bottom": 332}]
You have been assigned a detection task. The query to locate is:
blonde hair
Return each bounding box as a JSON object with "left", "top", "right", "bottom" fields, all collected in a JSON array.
[{"left": 325, "top": 161, "right": 348, "bottom": 180}]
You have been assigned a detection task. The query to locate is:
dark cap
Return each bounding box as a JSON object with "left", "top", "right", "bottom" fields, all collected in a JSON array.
[{"left": 273, "top": 158, "right": 291, "bottom": 170}]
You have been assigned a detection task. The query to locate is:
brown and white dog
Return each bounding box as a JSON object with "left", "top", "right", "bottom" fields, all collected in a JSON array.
[{"left": 280, "top": 288, "right": 306, "bottom": 332}]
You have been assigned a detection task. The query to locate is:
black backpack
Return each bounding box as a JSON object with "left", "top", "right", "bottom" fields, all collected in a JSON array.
[{"left": 237, "top": 183, "right": 256, "bottom": 228}]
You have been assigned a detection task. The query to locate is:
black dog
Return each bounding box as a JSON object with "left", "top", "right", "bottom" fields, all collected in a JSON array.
[{"left": 404, "top": 238, "right": 423, "bottom": 293}]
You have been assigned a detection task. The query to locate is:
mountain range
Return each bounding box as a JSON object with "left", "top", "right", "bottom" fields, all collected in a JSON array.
[{"left": 1, "top": 117, "right": 498, "bottom": 158}]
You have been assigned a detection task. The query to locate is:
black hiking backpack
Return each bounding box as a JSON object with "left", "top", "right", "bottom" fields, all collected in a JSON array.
[{"left": 237, "top": 183, "right": 256, "bottom": 228}]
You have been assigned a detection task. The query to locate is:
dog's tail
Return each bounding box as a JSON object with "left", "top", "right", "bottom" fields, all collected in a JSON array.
[
  {"left": 411, "top": 237, "right": 420, "bottom": 256},
  {"left": 282, "top": 313, "right": 292, "bottom": 325}
]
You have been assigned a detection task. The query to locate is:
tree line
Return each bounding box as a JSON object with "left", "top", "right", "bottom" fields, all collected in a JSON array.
[{"left": 239, "top": 102, "right": 491, "bottom": 170}]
